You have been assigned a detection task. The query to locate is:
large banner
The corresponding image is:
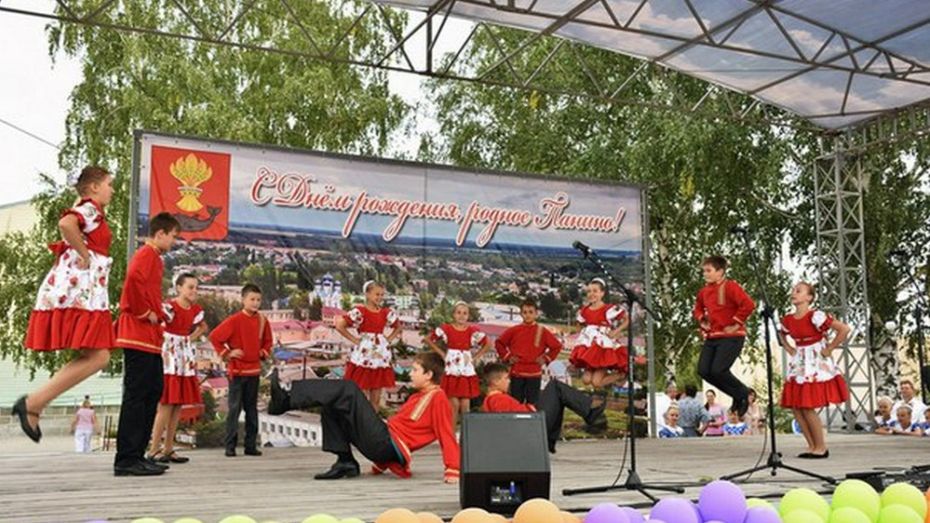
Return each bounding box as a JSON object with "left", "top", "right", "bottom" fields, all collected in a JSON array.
[{"left": 133, "top": 131, "right": 648, "bottom": 394}]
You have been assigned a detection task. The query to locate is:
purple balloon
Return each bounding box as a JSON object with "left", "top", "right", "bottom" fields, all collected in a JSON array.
[
  {"left": 620, "top": 507, "right": 646, "bottom": 523},
  {"left": 698, "top": 480, "right": 747, "bottom": 523},
  {"left": 742, "top": 507, "right": 781, "bottom": 523},
  {"left": 585, "top": 503, "right": 631, "bottom": 523},
  {"left": 650, "top": 498, "right": 701, "bottom": 523}
]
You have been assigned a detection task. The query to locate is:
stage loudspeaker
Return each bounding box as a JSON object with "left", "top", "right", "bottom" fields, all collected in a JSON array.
[{"left": 460, "top": 412, "right": 550, "bottom": 514}]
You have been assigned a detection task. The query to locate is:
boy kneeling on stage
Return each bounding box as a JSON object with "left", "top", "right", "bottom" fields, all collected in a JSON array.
[
  {"left": 481, "top": 363, "right": 607, "bottom": 453},
  {"left": 269, "top": 351, "right": 460, "bottom": 483}
]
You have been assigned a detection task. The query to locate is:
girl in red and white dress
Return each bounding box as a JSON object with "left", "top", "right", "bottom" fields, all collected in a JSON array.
[
  {"left": 778, "top": 282, "right": 850, "bottom": 459},
  {"left": 147, "top": 273, "right": 208, "bottom": 464},
  {"left": 14, "top": 167, "right": 116, "bottom": 443},
  {"left": 335, "top": 281, "right": 400, "bottom": 408},
  {"left": 425, "top": 301, "right": 491, "bottom": 425},
  {"left": 569, "top": 278, "right": 630, "bottom": 388}
]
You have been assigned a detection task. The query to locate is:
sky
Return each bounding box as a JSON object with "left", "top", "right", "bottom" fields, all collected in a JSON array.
[{"left": 0, "top": 2, "right": 80, "bottom": 206}]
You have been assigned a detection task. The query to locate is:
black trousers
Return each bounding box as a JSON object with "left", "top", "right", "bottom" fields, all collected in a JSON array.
[
  {"left": 114, "top": 349, "right": 163, "bottom": 468},
  {"left": 536, "top": 381, "right": 597, "bottom": 448},
  {"left": 290, "top": 379, "right": 398, "bottom": 464},
  {"left": 697, "top": 337, "right": 749, "bottom": 403},
  {"left": 226, "top": 376, "right": 260, "bottom": 451},
  {"left": 509, "top": 376, "right": 542, "bottom": 405}
]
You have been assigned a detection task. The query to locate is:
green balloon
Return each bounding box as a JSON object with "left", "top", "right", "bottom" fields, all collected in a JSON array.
[
  {"left": 880, "top": 483, "right": 928, "bottom": 518},
  {"left": 784, "top": 509, "right": 825, "bottom": 523},
  {"left": 219, "top": 517, "right": 257, "bottom": 523},
  {"left": 780, "top": 488, "right": 831, "bottom": 522},
  {"left": 302, "top": 515, "right": 340, "bottom": 523},
  {"left": 747, "top": 498, "right": 776, "bottom": 511},
  {"left": 832, "top": 480, "right": 882, "bottom": 522},
  {"left": 830, "top": 508, "right": 872, "bottom": 523},
  {"left": 878, "top": 505, "right": 922, "bottom": 523},
  {"left": 173, "top": 519, "right": 204, "bottom": 523}
]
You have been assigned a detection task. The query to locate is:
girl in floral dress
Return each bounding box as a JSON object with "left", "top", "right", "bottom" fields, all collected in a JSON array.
[
  {"left": 335, "top": 281, "right": 400, "bottom": 408},
  {"left": 15, "top": 167, "right": 116, "bottom": 443},
  {"left": 569, "top": 278, "right": 630, "bottom": 388},
  {"left": 778, "top": 282, "right": 850, "bottom": 459},
  {"left": 148, "top": 273, "right": 207, "bottom": 463},
  {"left": 425, "top": 301, "right": 490, "bottom": 425}
]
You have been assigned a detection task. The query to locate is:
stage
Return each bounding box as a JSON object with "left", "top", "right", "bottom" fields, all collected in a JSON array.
[{"left": 0, "top": 434, "right": 922, "bottom": 523}]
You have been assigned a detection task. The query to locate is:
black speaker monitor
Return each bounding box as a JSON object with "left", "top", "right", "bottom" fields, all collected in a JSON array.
[{"left": 460, "top": 412, "right": 551, "bottom": 514}]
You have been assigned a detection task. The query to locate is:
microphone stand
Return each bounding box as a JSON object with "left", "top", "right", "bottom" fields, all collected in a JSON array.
[
  {"left": 890, "top": 254, "right": 930, "bottom": 404},
  {"left": 563, "top": 245, "right": 684, "bottom": 502},
  {"left": 721, "top": 229, "right": 836, "bottom": 484}
]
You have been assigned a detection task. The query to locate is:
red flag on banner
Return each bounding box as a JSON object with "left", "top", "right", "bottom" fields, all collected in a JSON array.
[{"left": 149, "top": 145, "right": 231, "bottom": 241}]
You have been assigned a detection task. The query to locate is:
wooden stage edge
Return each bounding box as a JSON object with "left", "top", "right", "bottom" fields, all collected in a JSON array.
[{"left": 0, "top": 433, "right": 925, "bottom": 523}]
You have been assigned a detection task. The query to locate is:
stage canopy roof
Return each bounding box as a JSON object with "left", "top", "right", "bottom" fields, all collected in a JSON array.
[{"left": 373, "top": 0, "right": 930, "bottom": 130}]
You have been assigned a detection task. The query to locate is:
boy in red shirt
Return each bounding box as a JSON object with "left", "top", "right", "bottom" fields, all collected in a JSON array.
[
  {"left": 494, "top": 299, "right": 563, "bottom": 404},
  {"left": 268, "top": 351, "right": 460, "bottom": 483},
  {"left": 209, "top": 283, "right": 273, "bottom": 457},
  {"left": 481, "top": 363, "right": 606, "bottom": 453},
  {"left": 114, "top": 212, "right": 180, "bottom": 477},
  {"left": 693, "top": 255, "right": 755, "bottom": 417}
]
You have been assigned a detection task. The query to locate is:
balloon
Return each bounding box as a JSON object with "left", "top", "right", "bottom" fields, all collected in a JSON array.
[
  {"left": 650, "top": 498, "right": 700, "bottom": 523},
  {"left": 783, "top": 510, "right": 824, "bottom": 523},
  {"left": 779, "top": 488, "right": 830, "bottom": 523},
  {"left": 174, "top": 520, "right": 204, "bottom": 523},
  {"left": 584, "top": 503, "right": 630, "bottom": 523},
  {"left": 830, "top": 508, "right": 872, "bottom": 523},
  {"left": 489, "top": 515, "right": 508, "bottom": 523},
  {"left": 560, "top": 511, "right": 582, "bottom": 523},
  {"left": 619, "top": 507, "right": 644, "bottom": 523},
  {"left": 417, "top": 513, "right": 445, "bottom": 523},
  {"left": 514, "top": 499, "right": 562, "bottom": 523},
  {"left": 375, "top": 509, "right": 419, "bottom": 523},
  {"left": 879, "top": 505, "right": 922, "bottom": 523},
  {"left": 303, "top": 516, "right": 340, "bottom": 523},
  {"left": 832, "top": 480, "right": 881, "bottom": 523},
  {"left": 452, "top": 508, "right": 492, "bottom": 523},
  {"left": 881, "top": 483, "right": 927, "bottom": 518},
  {"left": 699, "top": 480, "right": 747, "bottom": 523},
  {"left": 744, "top": 507, "right": 781, "bottom": 523},
  {"left": 746, "top": 499, "right": 775, "bottom": 511},
  {"left": 219, "top": 517, "right": 257, "bottom": 523}
]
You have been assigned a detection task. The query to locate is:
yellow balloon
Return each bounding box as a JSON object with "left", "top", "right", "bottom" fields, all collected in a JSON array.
[
  {"left": 417, "top": 513, "right": 445, "bottom": 523},
  {"left": 452, "top": 508, "right": 492, "bottom": 523},
  {"left": 303, "top": 515, "right": 341, "bottom": 523},
  {"left": 514, "top": 499, "right": 562, "bottom": 523},
  {"left": 174, "top": 519, "right": 204, "bottom": 523},
  {"left": 219, "top": 517, "right": 257, "bottom": 523},
  {"left": 560, "top": 511, "right": 582, "bottom": 523},
  {"left": 375, "top": 508, "right": 419, "bottom": 523}
]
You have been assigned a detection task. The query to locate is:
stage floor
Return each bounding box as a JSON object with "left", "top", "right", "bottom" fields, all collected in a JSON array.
[{"left": 0, "top": 433, "right": 923, "bottom": 523}]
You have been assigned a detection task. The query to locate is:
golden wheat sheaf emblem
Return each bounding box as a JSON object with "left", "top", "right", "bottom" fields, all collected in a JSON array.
[{"left": 169, "top": 153, "right": 213, "bottom": 213}]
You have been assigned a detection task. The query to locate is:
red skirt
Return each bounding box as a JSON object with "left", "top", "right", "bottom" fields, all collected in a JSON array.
[
  {"left": 25, "top": 308, "right": 115, "bottom": 351},
  {"left": 441, "top": 375, "right": 480, "bottom": 398},
  {"left": 345, "top": 362, "right": 396, "bottom": 390},
  {"left": 161, "top": 375, "right": 201, "bottom": 405},
  {"left": 570, "top": 344, "right": 629, "bottom": 372},
  {"left": 780, "top": 375, "right": 849, "bottom": 409}
]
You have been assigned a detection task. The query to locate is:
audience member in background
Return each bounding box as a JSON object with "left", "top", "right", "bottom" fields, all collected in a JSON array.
[
  {"left": 677, "top": 384, "right": 711, "bottom": 437},
  {"left": 743, "top": 388, "right": 765, "bottom": 435},
  {"left": 658, "top": 404, "right": 684, "bottom": 438},
  {"left": 703, "top": 389, "right": 726, "bottom": 437},
  {"left": 723, "top": 408, "right": 748, "bottom": 436},
  {"left": 653, "top": 380, "right": 678, "bottom": 430},
  {"left": 892, "top": 379, "right": 926, "bottom": 421},
  {"left": 920, "top": 409, "right": 930, "bottom": 436},
  {"left": 71, "top": 396, "right": 97, "bottom": 453},
  {"left": 873, "top": 396, "right": 894, "bottom": 433},
  {"left": 876, "top": 405, "right": 924, "bottom": 438}
]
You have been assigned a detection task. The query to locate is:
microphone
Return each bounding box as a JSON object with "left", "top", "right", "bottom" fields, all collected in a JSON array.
[
  {"left": 572, "top": 241, "right": 591, "bottom": 257},
  {"left": 729, "top": 226, "right": 749, "bottom": 234}
]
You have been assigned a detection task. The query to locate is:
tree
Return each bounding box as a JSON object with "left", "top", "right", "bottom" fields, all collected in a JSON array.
[
  {"left": 0, "top": 1, "right": 408, "bottom": 373},
  {"left": 308, "top": 296, "right": 324, "bottom": 322}
]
